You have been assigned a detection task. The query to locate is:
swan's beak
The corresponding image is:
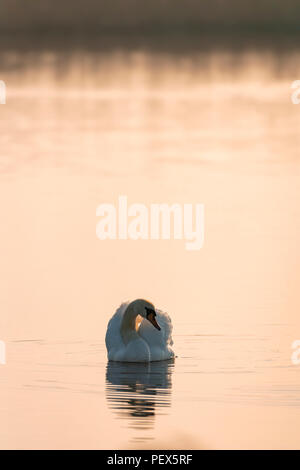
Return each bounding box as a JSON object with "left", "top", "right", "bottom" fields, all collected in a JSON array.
[{"left": 147, "top": 312, "right": 161, "bottom": 331}]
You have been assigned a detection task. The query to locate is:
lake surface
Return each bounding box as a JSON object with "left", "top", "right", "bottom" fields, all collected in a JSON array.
[{"left": 0, "top": 35, "right": 300, "bottom": 449}]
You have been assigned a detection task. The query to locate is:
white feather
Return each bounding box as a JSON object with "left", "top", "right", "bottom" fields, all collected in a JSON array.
[{"left": 105, "top": 300, "right": 175, "bottom": 362}]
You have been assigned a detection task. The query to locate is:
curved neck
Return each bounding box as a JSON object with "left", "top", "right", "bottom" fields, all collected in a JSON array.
[{"left": 121, "top": 303, "right": 139, "bottom": 344}]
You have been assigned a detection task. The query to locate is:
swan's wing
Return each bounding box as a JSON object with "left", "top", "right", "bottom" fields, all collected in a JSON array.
[
  {"left": 138, "top": 308, "right": 174, "bottom": 360},
  {"left": 105, "top": 302, "right": 129, "bottom": 358}
]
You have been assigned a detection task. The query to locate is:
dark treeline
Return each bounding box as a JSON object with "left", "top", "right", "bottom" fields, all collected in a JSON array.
[{"left": 1, "top": 0, "right": 300, "bottom": 32}]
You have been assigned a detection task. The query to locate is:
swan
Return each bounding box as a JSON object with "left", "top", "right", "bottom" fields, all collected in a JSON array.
[{"left": 105, "top": 299, "right": 175, "bottom": 362}]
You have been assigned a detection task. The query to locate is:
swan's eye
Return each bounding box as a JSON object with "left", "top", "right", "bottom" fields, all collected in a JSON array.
[
  {"left": 145, "top": 307, "right": 156, "bottom": 317},
  {"left": 145, "top": 307, "right": 161, "bottom": 331}
]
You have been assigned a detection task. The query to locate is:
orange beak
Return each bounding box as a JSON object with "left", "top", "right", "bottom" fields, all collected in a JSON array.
[{"left": 147, "top": 312, "right": 161, "bottom": 331}]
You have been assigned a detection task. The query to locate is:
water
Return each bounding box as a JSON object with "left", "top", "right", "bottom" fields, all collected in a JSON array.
[{"left": 1, "top": 35, "right": 300, "bottom": 449}]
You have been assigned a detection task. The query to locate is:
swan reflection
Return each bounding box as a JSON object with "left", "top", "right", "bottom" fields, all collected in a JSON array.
[{"left": 106, "top": 360, "right": 174, "bottom": 432}]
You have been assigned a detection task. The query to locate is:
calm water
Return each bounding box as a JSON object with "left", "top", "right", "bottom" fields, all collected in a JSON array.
[{"left": 1, "top": 36, "right": 300, "bottom": 449}]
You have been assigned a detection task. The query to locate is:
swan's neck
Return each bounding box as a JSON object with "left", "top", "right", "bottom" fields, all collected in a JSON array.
[{"left": 121, "top": 304, "right": 139, "bottom": 345}]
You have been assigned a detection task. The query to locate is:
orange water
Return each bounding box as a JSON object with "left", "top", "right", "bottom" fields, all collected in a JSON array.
[{"left": 1, "top": 39, "right": 300, "bottom": 449}]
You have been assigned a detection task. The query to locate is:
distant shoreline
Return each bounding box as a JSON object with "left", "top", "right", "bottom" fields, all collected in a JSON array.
[
  {"left": 0, "top": 28, "right": 300, "bottom": 52},
  {"left": 1, "top": 23, "right": 300, "bottom": 35},
  {"left": 1, "top": 0, "right": 300, "bottom": 33}
]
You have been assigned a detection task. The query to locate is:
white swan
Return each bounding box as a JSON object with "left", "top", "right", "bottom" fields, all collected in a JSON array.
[{"left": 105, "top": 299, "right": 175, "bottom": 362}]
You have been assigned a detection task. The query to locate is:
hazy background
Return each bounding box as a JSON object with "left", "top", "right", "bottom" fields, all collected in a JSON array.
[
  {"left": 1, "top": 0, "right": 300, "bottom": 32},
  {"left": 1, "top": 0, "right": 300, "bottom": 451}
]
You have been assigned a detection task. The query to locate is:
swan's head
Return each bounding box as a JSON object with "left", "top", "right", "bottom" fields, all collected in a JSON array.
[{"left": 131, "top": 299, "right": 161, "bottom": 331}]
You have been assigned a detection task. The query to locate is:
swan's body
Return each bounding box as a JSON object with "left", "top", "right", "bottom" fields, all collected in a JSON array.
[{"left": 105, "top": 299, "right": 175, "bottom": 362}]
